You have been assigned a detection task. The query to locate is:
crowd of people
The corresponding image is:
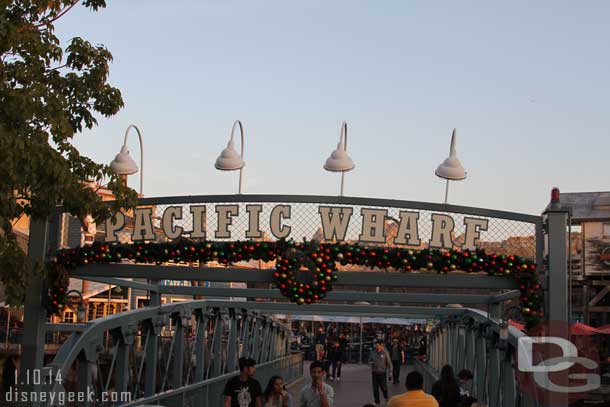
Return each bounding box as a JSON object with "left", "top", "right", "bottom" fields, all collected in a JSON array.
[
  {"left": 223, "top": 353, "right": 487, "bottom": 407},
  {"left": 223, "top": 323, "right": 482, "bottom": 407}
]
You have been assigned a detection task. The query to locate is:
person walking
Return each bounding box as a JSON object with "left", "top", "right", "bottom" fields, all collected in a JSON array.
[
  {"left": 223, "top": 357, "right": 263, "bottom": 407},
  {"left": 369, "top": 340, "right": 392, "bottom": 406},
  {"left": 387, "top": 371, "right": 439, "bottom": 407},
  {"left": 431, "top": 365, "right": 461, "bottom": 407},
  {"left": 331, "top": 333, "right": 347, "bottom": 381},
  {"left": 389, "top": 338, "right": 405, "bottom": 384},
  {"left": 299, "top": 361, "right": 334, "bottom": 407},
  {"left": 263, "top": 376, "right": 290, "bottom": 407}
]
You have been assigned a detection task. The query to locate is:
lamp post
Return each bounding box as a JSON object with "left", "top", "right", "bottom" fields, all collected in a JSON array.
[
  {"left": 109, "top": 124, "right": 144, "bottom": 195},
  {"left": 324, "top": 121, "right": 355, "bottom": 196},
  {"left": 110, "top": 125, "right": 143, "bottom": 313},
  {"left": 215, "top": 120, "right": 246, "bottom": 194},
  {"left": 435, "top": 128, "right": 466, "bottom": 204}
]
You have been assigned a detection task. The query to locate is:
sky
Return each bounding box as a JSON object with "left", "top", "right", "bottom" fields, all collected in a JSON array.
[{"left": 56, "top": 1, "right": 610, "bottom": 215}]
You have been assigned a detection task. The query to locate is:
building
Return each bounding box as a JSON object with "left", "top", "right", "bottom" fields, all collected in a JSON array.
[{"left": 551, "top": 191, "right": 610, "bottom": 326}]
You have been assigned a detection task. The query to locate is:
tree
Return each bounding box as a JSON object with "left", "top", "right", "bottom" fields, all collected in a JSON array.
[{"left": 0, "top": 0, "right": 138, "bottom": 306}]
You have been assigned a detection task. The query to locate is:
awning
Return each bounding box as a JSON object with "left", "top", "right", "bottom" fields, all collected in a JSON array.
[
  {"left": 273, "top": 314, "right": 427, "bottom": 325},
  {"left": 508, "top": 320, "right": 610, "bottom": 335}
]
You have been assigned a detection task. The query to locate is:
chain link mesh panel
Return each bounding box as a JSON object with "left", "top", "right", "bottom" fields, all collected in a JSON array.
[{"left": 90, "top": 197, "right": 539, "bottom": 261}]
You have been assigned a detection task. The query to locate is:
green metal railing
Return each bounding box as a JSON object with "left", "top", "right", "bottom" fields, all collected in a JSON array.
[
  {"left": 423, "top": 307, "right": 539, "bottom": 407},
  {"left": 123, "top": 352, "right": 303, "bottom": 407},
  {"left": 43, "top": 300, "right": 293, "bottom": 406}
]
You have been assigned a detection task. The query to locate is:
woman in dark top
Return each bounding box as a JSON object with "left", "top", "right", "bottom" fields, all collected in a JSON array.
[{"left": 431, "top": 365, "right": 462, "bottom": 407}]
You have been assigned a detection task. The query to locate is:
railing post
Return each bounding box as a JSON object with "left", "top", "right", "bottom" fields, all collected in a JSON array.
[
  {"left": 250, "top": 317, "right": 261, "bottom": 361},
  {"left": 474, "top": 326, "right": 487, "bottom": 401},
  {"left": 501, "top": 351, "right": 517, "bottom": 407},
  {"left": 465, "top": 323, "right": 475, "bottom": 373},
  {"left": 77, "top": 352, "right": 94, "bottom": 407},
  {"left": 194, "top": 309, "right": 207, "bottom": 382},
  {"left": 258, "top": 319, "right": 270, "bottom": 363},
  {"left": 268, "top": 325, "right": 278, "bottom": 360},
  {"left": 210, "top": 310, "right": 223, "bottom": 378},
  {"left": 456, "top": 326, "right": 465, "bottom": 371},
  {"left": 226, "top": 309, "right": 238, "bottom": 373},
  {"left": 171, "top": 313, "right": 185, "bottom": 389},
  {"left": 488, "top": 304, "right": 501, "bottom": 407},
  {"left": 451, "top": 323, "right": 460, "bottom": 366},
  {"left": 445, "top": 324, "right": 452, "bottom": 369},
  {"left": 144, "top": 282, "right": 161, "bottom": 397},
  {"left": 432, "top": 330, "right": 442, "bottom": 370},
  {"left": 253, "top": 319, "right": 268, "bottom": 363},
  {"left": 239, "top": 312, "right": 250, "bottom": 357},
  {"left": 113, "top": 324, "right": 135, "bottom": 395}
]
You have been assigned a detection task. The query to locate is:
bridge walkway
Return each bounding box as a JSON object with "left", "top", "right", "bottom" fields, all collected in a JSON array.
[{"left": 287, "top": 362, "right": 416, "bottom": 407}]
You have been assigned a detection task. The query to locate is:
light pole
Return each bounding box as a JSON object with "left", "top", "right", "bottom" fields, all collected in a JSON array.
[
  {"left": 435, "top": 128, "right": 466, "bottom": 204},
  {"left": 109, "top": 124, "right": 144, "bottom": 195},
  {"left": 324, "top": 121, "right": 355, "bottom": 196},
  {"left": 215, "top": 120, "right": 246, "bottom": 194},
  {"left": 110, "top": 125, "right": 144, "bottom": 313}
]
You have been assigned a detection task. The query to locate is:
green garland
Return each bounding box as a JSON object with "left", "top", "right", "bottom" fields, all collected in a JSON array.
[{"left": 47, "top": 239, "right": 543, "bottom": 327}]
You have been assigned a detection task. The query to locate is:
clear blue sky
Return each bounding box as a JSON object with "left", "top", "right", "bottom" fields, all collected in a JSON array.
[{"left": 57, "top": 1, "right": 610, "bottom": 215}]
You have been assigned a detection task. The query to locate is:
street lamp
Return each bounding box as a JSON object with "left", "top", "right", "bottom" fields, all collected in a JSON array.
[
  {"left": 109, "top": 124, "right": 144, "bottom": 195},
  {"left": 323, "top": 121, "right": 355, "bottom": 196},
  {"left": 109, "top": 125, "right": 143, "bottom": 314},
  {"left": 435, "top": 128, "right": 466, "bottom": 204},
  {"left": 215, "top": 120, "right": 246, "bottom": 194},
  {"left": 66, "top": 290, "right": 86, "bottom": 322}
]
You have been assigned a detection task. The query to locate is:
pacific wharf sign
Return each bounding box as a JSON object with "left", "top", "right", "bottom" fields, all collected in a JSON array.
[{"left": 104, "top": 204, "right": 490, "bottom": 251}]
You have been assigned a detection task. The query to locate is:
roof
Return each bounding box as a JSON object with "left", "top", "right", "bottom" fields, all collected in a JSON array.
[{"left": 548, "top": 191, "right": 610, "bottom": 223}]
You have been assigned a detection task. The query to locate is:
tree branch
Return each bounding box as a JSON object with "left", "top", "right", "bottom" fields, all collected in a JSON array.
[{"left": 35, "top": 1, "right": 79, "bottom": 29}]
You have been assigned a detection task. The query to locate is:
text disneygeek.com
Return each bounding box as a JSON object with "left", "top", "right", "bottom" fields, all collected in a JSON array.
[{"left": 5, "top": 387, "right": 131, "bottom": 405}]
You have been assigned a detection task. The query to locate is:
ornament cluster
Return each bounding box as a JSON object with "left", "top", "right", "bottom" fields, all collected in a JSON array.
[{"left": 49, "top": 239, "right": 543, "bottom": 327}]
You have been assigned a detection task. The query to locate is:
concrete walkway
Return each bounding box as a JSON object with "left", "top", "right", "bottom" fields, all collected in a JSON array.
[{"left": 288, "top": 362, "right": 414, "bottom": 407}]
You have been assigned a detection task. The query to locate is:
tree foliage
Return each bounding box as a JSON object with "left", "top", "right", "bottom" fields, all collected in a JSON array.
[{"left": 0, "top": 0, "right": 138, "bottom": 306}]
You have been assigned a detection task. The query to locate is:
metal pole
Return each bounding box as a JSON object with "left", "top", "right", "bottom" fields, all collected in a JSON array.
[
  {"left": 359, "top": 317, "right": 363, "bottom": 364},
  {"left": 340, "top": 171, "right": 345, "bottom": 196},
  {"left": 21, "top": 217, "right": 49, "bottom": 382},
  {"left": 545, "top": 191, "right": 569, "bottom": 322},
  {"left": 5, "top": 309, "right": 10, "bottom": 348},
  {"left": 444, "top": 179, "right": 449, "bottom": 204},
  {"left": 545, "top": 190, "right": 570, "bottom": 407}
]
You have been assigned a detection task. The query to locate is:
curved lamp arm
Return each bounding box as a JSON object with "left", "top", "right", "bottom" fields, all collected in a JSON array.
[
  {"left": 123, "top": 125, "right": 144, "bottom": 196},
  {"left": 340, "top": 121, "right": 347, "bottom": 196},
  {"left": 230, "top": 120, "right": 245, "bottom": 194}
]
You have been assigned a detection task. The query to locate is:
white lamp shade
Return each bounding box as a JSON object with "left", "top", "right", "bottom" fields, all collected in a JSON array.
[
  {"left": 215, "top": 138, "right": 245, "bottom": 171},
  {"left": 435, "top": 129, "right": 466, "bottom": 181},
  {"left": 324, "top": 140, "right": 355, "bottom": 172},
  {"left": 109, "top": 144, "right": 138, "bottom": 175}
]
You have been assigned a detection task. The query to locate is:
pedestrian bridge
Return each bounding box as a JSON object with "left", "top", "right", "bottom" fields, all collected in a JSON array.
[
  {"left": 22, "top": 194, "right": 568, "bottom": 406},
  {"left": 41, "top": 299, "right": 537, "bottom": 407}
]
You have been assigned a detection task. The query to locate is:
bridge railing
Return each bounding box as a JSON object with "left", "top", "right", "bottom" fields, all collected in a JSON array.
[
  {"left": 424, "top": 307, "right": 538, "bottom": 407},
  {"left": 43, "top": 300, "right": 293, "bottom": 406},
  {"left": 123, "top": 351, "right": 304, "bottom": 407}
]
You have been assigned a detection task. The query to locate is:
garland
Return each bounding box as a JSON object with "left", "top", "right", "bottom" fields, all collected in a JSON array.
[{"left": 47, "top": 239, "right": 543, "bottom": 327}]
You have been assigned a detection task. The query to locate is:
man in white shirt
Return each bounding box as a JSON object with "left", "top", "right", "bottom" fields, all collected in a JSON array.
[{"left": 299, "top": 361, "right": 334, "bottom": 407}]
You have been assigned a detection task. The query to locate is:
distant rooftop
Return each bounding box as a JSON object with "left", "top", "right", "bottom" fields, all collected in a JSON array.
[{"left": 549, "top": 191, "right": 610, "bottom": 223}]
